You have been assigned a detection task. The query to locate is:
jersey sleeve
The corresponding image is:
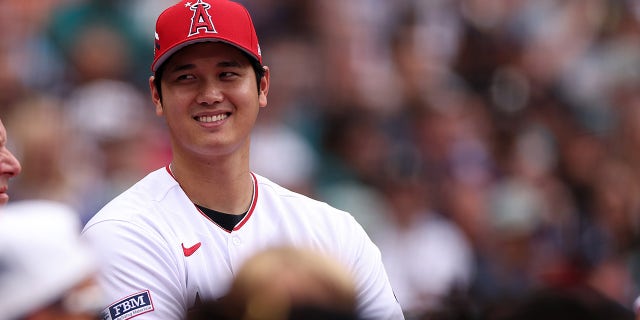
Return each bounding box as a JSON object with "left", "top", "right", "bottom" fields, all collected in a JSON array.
[
  {"left": 345, "top": 215, "right": 405, "bottom": 320},
  {"left": 82, "top": 220, "right": 186, "bottom": 320}
]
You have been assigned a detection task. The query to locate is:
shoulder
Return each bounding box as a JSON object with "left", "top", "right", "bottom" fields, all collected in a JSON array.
[
  {"left": 254, "top": 173, "right": 357, "bottom": 224},
  {"left": 80, "top": 169, "right": 185, "bottom": 282},
  {"left": 253, "top": 173, "right": 372, "bottom": 256},
  {"left": 82, "top": 167, "right": 180, "bottom": 233}
]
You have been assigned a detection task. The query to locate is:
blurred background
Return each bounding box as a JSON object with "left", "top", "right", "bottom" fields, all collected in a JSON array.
[{"left": 2, "top": 0, "right": 640, "bottom": 319}]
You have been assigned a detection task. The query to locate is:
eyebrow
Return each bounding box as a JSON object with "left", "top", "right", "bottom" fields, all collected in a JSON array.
[
  {"left": 217, "top": 60, "right": 243, "bottom": 68},
  {"left": 169, "top": 60, "right": 243, "bottom": 73},
  {"left": 169, "top": 64, "right": 196, "bottom": 73}
]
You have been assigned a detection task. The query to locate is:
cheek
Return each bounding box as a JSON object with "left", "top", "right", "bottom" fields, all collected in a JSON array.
[
  {"left": 159, "top": 89, "right": 193, "bottom": 113},
  {"left": 236, "top": 83, "right": 262, "bottom": 106}
]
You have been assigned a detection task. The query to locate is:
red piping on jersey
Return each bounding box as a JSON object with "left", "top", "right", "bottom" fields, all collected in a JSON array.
[
  {"left": 233, "top": 172, "right": 258, "bottom": 231},
  {"left": 165, "top": 165, "right": 258, "bottom": 232}
]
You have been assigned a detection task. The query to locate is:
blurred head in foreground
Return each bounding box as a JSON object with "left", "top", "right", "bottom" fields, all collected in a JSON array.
[
  {"left": 0, "top": 200, "right": 102, "bottom": 320},
  {"left": 0, "top": 118, "right": 21, "bottom": 205},
  {"left": 188, "top": 246, "right": 360, "bottom": 320}
]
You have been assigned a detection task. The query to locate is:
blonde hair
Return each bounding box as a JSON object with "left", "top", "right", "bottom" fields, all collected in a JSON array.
[{"left": 225, "top": 246, "right": 358, "bottom": 320}]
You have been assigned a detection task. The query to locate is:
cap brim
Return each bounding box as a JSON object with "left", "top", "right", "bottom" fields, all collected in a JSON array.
[{"left": 152, "top": 38, "right": 259, "bottom": 72}]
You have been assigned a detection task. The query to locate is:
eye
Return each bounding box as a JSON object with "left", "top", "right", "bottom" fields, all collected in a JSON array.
[
  {"left": 176, "top": 74, "right": 196, "bottom": 81},
  {"left": 219, "top": 71, "right": 239, "bottom": 80}
]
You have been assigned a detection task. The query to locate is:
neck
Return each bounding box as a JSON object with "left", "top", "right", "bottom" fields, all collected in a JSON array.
[{"left": 169, "top": 155, "right": 254, "bottom": 215}]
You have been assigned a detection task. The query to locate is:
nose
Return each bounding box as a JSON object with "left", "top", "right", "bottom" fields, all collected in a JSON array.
[
  {"left": 195, "top": 80, "right": 224, "bottom": 106},
  {"left": 1, "top": 148, "right": 21, "bottom": 178}
]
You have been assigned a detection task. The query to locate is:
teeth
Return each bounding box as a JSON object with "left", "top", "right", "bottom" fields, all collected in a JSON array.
[{"left": 197, "top": 114, "right": 228, "bottom": 123}]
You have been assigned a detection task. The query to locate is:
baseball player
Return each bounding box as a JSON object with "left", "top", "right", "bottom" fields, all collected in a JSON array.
[
  {"left": 0, "top": 118, "right": 21, "bottom": 205},
  {"left": 81, "top": 1, "right": 404, "bottom": 319}
]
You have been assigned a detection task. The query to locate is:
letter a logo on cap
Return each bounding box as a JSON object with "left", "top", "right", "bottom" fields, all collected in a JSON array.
[{"left": 188, "top": 0, "right": 217, "bottom": 37}]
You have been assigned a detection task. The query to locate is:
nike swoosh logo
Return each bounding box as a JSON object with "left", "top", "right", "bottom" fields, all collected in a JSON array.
[{"left": 182, "top": 242, "right": 202, "bottom": 257}]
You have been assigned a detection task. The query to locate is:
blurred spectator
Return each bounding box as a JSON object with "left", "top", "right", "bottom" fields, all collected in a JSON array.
[
  {"left": 45, "top": 0, "right": 151, "bottom": 90},
  {"left": 0, "top": 200, "right": 102, "bottom": 320},
  {"left": 63, "top": 79, "right": 170, "bottom": 221},
  {"left": 250, "top": 123, "right": 317, "bottom": 196},
  {"left": 0, "top": 117, "right": 21, "bottom": 206},
  {"left": 315, "top": 109, "right": 392, "bottom": 236},
  {"left": 250, "top": 36, "right": 319, "bottom": 196},
  {"left": 313, "top": 0, "right": 400, "bottom": 113},
  {"left": 4, "top": 96, "right": 79, "bottom": 208},
  {"left": 491, "top": 286, "right": 634, "bottom": 320},
  {"left": 375, "top": 176, "right": 474, "bottom": 317},
  {"left": 4, "top": 81, "right": 169, "bottom": 223},
  {"left": 0, "top": 0, "right": 66, "bottom": 102},
  {"left": 186, "top": 246, "right": 359, "bottom": 320}
]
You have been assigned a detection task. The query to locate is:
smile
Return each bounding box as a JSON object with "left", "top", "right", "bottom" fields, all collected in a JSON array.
[{"left": 195, "top": 113, "right": 229, "bottom": 123}]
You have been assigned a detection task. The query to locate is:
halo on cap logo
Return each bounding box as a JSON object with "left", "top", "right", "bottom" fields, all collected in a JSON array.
[{"left": 187, "top": 0, "right": 217, "bottom": 37}]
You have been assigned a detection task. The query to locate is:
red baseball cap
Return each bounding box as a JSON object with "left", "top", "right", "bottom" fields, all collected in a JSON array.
[{"left": 152, "top": 0, "right": 262, "bottom": 72}]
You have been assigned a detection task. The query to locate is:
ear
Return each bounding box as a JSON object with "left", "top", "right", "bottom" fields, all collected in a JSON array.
[
  {"left": 149, "top": 76, "right": 164, "bottom": 116},
  {"left": 258, "top": 66, "right": 270, "bottom": 108}
]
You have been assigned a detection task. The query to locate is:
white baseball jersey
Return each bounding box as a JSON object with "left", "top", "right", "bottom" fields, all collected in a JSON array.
[{"left": 82, "top": 166, "right": 404, "bottom": 320}]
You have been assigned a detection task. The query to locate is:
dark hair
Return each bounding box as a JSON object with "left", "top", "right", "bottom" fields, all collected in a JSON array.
[{"left": 153, "top": 51, "right": 265, "bottom": 102}]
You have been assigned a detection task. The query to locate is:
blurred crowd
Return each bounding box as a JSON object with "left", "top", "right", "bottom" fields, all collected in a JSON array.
[{"left": 2, "top": 0, "right": 640, "bottom": 319}]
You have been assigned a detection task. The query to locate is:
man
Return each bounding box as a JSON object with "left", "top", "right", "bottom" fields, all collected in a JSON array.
[
  {"left": 81, "top": 1, "right": 404, "bottom": 319},
  {"left": 0, "top": 200, "right": 102, "bottom": 320},
  {"left": 0, "top": 118, "right": 21, "bottom": 205}
]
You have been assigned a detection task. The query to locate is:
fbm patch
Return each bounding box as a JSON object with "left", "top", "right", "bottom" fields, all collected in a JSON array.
[{"left": 101, "top": 290, "right": 154, "bottom": 320}]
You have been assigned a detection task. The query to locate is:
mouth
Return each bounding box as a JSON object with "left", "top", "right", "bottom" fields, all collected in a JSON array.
[{"left": 194, "top": 113, "right": 230, "bottom": 123}]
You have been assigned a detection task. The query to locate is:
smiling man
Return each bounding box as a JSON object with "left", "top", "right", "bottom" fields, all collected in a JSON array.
[
  {"left": 81, "top": 1, "right": 404, "bottom": 320},
  {"left": 0, "top": 118, "right": 22, "bottom": 205}
]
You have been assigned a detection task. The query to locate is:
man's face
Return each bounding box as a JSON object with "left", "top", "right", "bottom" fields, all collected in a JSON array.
[
  {"left": 0, "top": 119, "right": 21, "bottom": 205},
  {"left": 150, "top": 42, "right": 269, "bottom": 159}
]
